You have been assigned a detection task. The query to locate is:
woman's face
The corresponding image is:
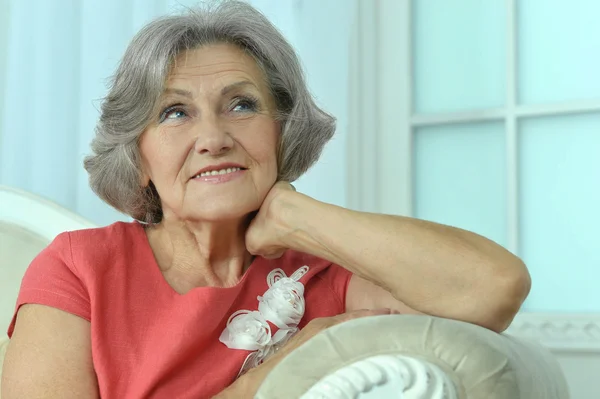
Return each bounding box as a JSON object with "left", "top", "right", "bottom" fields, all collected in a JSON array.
[{"left": 139, "top": 44, "right": 279, "bottom": 223}]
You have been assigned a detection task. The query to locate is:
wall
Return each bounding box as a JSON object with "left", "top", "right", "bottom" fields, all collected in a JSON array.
[
  {"left": 289, "top": 0, "right": 355, "bottom": 207},
  {"left": 0, "top": 0, "right": 9, "bottom": 165}
]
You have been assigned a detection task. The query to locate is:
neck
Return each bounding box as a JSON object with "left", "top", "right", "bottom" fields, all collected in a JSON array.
[{"left": 146, "top": 215, "right": 254, "bottom": 291}]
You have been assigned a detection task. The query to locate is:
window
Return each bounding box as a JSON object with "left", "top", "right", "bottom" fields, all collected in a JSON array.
[{"left": 349, "top": 0, "right": 600, "bottom": 311}]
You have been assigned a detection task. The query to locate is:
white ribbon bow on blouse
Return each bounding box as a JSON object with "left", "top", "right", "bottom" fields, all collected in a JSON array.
[{"left": 219, "top": 266, "right": 309, "bottom": 376}]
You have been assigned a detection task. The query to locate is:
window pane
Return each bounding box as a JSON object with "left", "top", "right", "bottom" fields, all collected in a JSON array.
[
  {"left": 518, "top": 0, "right": 600, "bottom": 104},
  {"left": 519, "top": 113, "right": 600, "bottom": 311},
  {"left": 413, "top": 0, "right": 506, "bottom": 114},
  {"left": 414, "top": 122, "right": 507, "bottom": 247}
]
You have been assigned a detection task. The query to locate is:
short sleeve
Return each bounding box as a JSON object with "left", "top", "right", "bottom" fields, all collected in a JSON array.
[
  {"left": 315, "top": 264, "right": 353, "bottom": 311},
  {"left": 7, "top": 232, "right": 90, "bottom": 337}
]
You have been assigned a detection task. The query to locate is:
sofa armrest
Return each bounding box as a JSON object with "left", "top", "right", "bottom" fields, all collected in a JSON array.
[{"left": 255, "top": 315, "right": 570, "bottom": 399}]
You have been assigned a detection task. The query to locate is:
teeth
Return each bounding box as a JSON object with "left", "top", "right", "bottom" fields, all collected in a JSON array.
[{"left": 196, "top": 167, "right": 241, "bottom": 178}]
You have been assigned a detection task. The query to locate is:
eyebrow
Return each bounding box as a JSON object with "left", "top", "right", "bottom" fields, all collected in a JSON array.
[
  {"left": 162, "top": 88, "right": 193, "bottom": 98},
  {"left": 162, "top": 81, "right": 258, "bottom": 100}
]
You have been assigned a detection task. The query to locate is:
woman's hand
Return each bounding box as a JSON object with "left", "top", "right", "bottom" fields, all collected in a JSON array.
[
  {"left": 245, "top": 181, "right": 298, "bottom": 259},
  {"left": 215, "top": 309, "right": 398, "bottom": 398}
]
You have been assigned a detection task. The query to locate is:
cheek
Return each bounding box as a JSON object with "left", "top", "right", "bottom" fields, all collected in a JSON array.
[
  {"left": 241, "top": 120, "right": 280, "bottom": 167},
  {"left": 140, "top": 131, "right": 190, "bottom": 183},
  {"left": 138, "top": 137, "right": 154, "bottom": 182},
  {"left": 258, "top": 129, "right": 280, "bottom": 176}
]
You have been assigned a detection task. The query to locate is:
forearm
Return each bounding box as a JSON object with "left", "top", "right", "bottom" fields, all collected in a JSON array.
[
  {"left": 280, "top": 192, "right": 530, "bottom": 327},
  {"left": 213, "top": 368, "right": 265, "bottom": 399}
]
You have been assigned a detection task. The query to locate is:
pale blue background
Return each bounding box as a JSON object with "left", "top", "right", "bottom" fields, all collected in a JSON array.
[
  {"left": 1, "top": 0, "right": 598, "bottom": 313},
  {"left": 411, "top": 0, "right": 599, "bottom": 312}
]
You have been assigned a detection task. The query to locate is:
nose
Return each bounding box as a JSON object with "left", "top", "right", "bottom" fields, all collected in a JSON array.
[{"left": 193, "top": 118, "right": 234, "bottom": 155}]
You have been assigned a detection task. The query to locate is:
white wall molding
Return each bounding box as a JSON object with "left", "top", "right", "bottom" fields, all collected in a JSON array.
[
  {"left": 376, "top": 0, "right": 413, "bottom": 217},
  {"left": 346, "top": 0, "right": 413, "bottom": 216},
  {"left": 508, "top": 312, "right": 600, "bottom": 398},
  {"left": 346, "top": 0, "right": 380, "bottom": 213},
  {"left": 507, "top": 312, "right": 600, "bottom": 352}
]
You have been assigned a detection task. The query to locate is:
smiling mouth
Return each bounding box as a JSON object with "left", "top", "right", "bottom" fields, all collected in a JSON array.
[{"left": 192, "top": 167, "right": 246, "bottom": 178}]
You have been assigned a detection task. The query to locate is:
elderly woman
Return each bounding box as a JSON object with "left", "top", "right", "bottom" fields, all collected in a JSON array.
[{"left": 2, "top": 2, "right": 530, "bottom": 398}]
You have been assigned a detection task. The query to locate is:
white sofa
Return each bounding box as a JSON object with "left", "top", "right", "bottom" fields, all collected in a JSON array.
[
  {"left": 0, "top": 186, "right": 96, "bottom": 396},
  {"left": 256, "top": 314, "right": 569, "bottom": 398},
  {"left": 0, "top": 186, "right": 570, "bottom": 398}
]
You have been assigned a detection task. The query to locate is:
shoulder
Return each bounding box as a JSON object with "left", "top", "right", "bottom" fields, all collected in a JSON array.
[
  {"left": 48, "top": 221, "right": 142, "bottom": 274},
  {"left": 67, "top": 221, "right": 140, "bottom": 245},
  {"left": 66, "top": 221, "right": 141, "bottom": 255}
]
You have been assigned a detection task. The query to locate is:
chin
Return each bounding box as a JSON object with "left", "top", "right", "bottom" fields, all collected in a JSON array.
[{"left": 185, "top": 200, "right": 261, "bottom": 223}]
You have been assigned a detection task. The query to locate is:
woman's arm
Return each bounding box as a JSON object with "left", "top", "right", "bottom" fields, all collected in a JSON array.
[
  {"left": 247, "top": 184, "right": 531, "bottom": 333},
  {"left": 1, "top": 305, "right": 99, "bottom": 398},
  {"left": 285, "top": 192, "right": 530, "bottom": 332}
]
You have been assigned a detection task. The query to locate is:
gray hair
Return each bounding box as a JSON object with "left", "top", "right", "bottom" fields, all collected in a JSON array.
[{"left": 84, "top": 0, "right": 335, "bottom": 223}]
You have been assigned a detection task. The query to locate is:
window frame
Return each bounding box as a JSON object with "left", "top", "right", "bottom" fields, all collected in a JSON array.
[{"left": 348, "top": 0, "right": 600, "bottom": 255}]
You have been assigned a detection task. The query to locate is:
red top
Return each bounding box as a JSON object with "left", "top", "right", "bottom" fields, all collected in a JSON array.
[{"left": 8, "top": 221, "right": 352, "bottom": 398}]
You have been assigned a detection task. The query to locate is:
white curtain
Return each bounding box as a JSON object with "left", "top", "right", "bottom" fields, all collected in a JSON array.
[{"left": 0, "top": 0, "right": 355, "bottom": 226}]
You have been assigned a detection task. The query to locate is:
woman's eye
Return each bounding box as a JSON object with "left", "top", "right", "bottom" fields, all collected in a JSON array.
[
  {"left": 159, "top": 105, "right": 188, "bottom": 122},
  {"left": 231, "top": 97, "right": 258, "bottom": 113}
]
